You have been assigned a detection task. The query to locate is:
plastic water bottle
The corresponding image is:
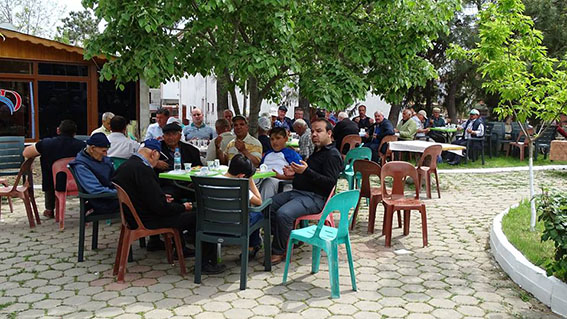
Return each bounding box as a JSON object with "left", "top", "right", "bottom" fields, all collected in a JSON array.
[{"left": 173, "top": 147, "right": 181, "bottom": 171}]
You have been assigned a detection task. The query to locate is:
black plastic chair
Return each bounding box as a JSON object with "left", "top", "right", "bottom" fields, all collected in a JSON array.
[
  {"left": 483, "top": 122, "right": 494, "bottom": 158},
  {"left": 465, "top": 136, "right": 485, "bottom": 165},
  {"left": 0, "top": 136, "right": 25, "bottom": 177},
  {"left": 534, "top": 125, "right": 556, "bottom": 160},
  {"left": 192, "top": 176, "right": 272, "bottom": 290},
  {"left": 68, "top": 165, "right": 120, "bottom": 262}
]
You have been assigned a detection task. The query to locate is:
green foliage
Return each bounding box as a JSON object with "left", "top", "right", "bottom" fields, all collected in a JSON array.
[
  {"left": 537, "top": 189, "right": 567, "bottom": 281},
  {"left": 83, "top": 0, "right": 459, "bottom": 115},
  {"left": 524, "top": 0, "right": 567, "bottom": 59},
  {"left": 0, "top": 0, "right": 63, "bottom": 38},
  {"left": 55, "top": 10, "right": 100, "bottom": 47}
]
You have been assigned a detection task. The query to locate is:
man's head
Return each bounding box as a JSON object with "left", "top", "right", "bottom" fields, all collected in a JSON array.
[
  {"left": 110, "top": 115, "right": 128, "bottom": 133},
  {"left": 101, "top": 112, "right": 115, "bottom": 131},
  {"left": 232, "top": 115, "right": 249, "bottom": 139},
  {"left": 278, "top": 105, "right": 288, "bottom": 120},
  {"left": 292, "top": 119, "right": 308, "bottom": 136},
  {"left": 227, "top": 154, "right": 255, "bottom": 178},
  {"left": 139, "top": 139, "right": 162, "bottom": 167},
  {"left": 258, "top": 116, "right": 272, "bottom": 134},
  {"left": 162, "top": 123, "right": 182, "bottom": 149},
  {"left": 402, "top": 109, "right": 412, "bottom": 121},
  {"left": 417, "top": 110, "right": 427, "bottom": 122},
  {"left": 469, "top": 109, "right": 480, "bottom": 120},
  {"left": 358, "top": 105, "right": 367, "bottom": 118},
  {"left": 294, "top": 108, "right": 304, "bottom": 120},
  {"left": 191, "top": 108, "right": 204, "bottom": 126},
  {"left": 374, "top": 111, "right": 385, "bottom": 124},
  {"left": 156, "top": 108, "right": 170, "bottom": 128},
  {"left": 433, "top": 107, "right": 441, "bottom": 119},
  {"left": 269, "top": 127, "right": 288, "bottom": 152},
  {"left": 58, "top": 120, "right": 77, "bottom": 137},
  {"left": 86, "top": 133, "right": 110, "bottom": 162},
  {"left": 337, "top": 112, "right": 349, "bottom": 121},
  {"left": 311, "top": 118, "right": 333, "bottom": 148},
  {"left": 215, "top": 119, "right": 231, "bottom": 135},
  {"left": 223, "top": 109, "right": 234, "bottom": 127}
]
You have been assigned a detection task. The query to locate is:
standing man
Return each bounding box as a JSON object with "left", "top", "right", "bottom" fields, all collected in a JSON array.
[
  {"left": 274, "top": 105, "right": 293, "bottom": 131},
  {"left": 292, "top": 119, "right": 314, "bottom": 159},
  {"left": 144, "top": 108, "right": 170, "bottom": 140},
  {"left": 107, "top": 116, "right": 140, "bottom": 159},
  {"left": 394, "top": 109, "right": 417, "bottom": 141},
  {"left": 91, "top": 112, "right": 114, "bottom": 136},
  {"left": 364, "top": 111, "right": 395, "bottom": 161},
  {"left": 205, "top": 119, "right": 234, "bottom": 162},
  {"left": 446, "top": 109, "right": 484, "bottom": 165},
  {"left": 354, "top": 105, "right": 371, "bottom": 130},
  {"left": 269, "top": 118, "right": 344, "bottom": 264},
  {"left": 218, "top": 116, "right": 262, "bottom": 167},
  {"left": 291, "top": 107, "right": 310, "bottom": 132},
  {"left": 223, "top": 109, "right": 234, "bottom": 130},
  {"left": 183, "top": 108, "right": 215, "bottom": 140},
  {"left": 22, "top": 120, "right": 85, "bottom": 218},
  {"left": 332, "top": 111, "right": 359, "bottom": 153}
]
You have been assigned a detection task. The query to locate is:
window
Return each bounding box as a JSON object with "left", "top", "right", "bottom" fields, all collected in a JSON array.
[
  {"left": 0, "top": 60, "right": 32, "bottom": 74},
  {"left": 38, "top": 81, "right": 88, "bottom": 138},
  {"left": 38, "top": 63, "right": 88, "bottom": 76},
  {"left": 0, "top": 81, "right": 34, "bottom": 138}
]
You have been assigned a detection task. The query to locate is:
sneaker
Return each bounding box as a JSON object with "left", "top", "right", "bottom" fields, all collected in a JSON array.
[
  {"left": 202, "top": 261, "right": 226, "bottom": 275},
  {"left": 43, "top": 210, "right": 54, "bottom": 218},
  {"left": 146, "top": 238, "right": 165, "bottom": 251}
]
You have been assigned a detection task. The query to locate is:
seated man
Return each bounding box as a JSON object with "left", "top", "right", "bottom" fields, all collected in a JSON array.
[
  {"left": 205, "top": 119, "right": 234, "bottom": 162},
  {"left": 394, "top": 109, "right": 417, "bottom": 141},
  {"left": 333, "top": 112, "right": 359, "bottom": 154},
  {"left": 256, "top": 127, "right": 302, "bottom": 200},
  {"left": 113, "top": 140, "right": 224, "bottom": 274},
  {"left": 91, "top": 112, "right": 114, "bottom": 136},
  {"left": 68, "top": 133, "right": 118, "bottom": 214},
  {"left": 155, "top": 122, "right": 203, "bottom": 201},
  {"left": 107, "top": 115, "right": 140, "bottom": 159},
  {"left": 22, "top": 120, "right": 85, "bottom": 218},
  {"left": 412, "top": 110, "right": 430, "bottom": 140},
  {"left": 218, "top": 115, "right": 262, "bottom": 167},
  {"left": 292, "top": 119, "right": 314, "bottom": 159},
  {"left": 269, "top": 119, "right": 343, "bottom": 265},
  {"left": 364, "top": 111, "right": 395, "bottom": 162},
  {"left": 183, "top": 108, "right": 215, "bottom": 141},
  {"left": 257, "top": 116, "right": 273, "bottom": 154},
  {"left": 428, "top": 107, "right": 447, "bottom": 143},
  {"left": 446, "top": 109, "right": 484, "bottom": 165}
]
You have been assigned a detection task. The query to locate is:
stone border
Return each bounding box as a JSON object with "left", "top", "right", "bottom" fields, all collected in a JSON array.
[
  {"left": 490, "top": 206, "right": 567, "bottom": 318},
  {"left": 440, "top": 164, "right": 567, "bottom": 174}
]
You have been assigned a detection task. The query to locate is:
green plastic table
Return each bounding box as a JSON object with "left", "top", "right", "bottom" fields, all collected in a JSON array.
[
  {"left": 429, "top": 127, "right": 458, "bottom": 143},
  {"left": 286, "top": 139, "right": 299, "bottom": 148},
  {"left": 159, "top": 169, "right": 276, "bottom": 182}
]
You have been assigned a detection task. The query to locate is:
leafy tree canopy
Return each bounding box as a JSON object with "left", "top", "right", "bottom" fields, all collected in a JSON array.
[
  {"left": 0, "top": 0, "right": 63, "bottom": 38},
  {"left": 55, "top": 10, "right": 100, "bottom": 47}
]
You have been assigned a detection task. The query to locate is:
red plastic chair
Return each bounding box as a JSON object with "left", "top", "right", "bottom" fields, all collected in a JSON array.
[
  {"left": 52, "top": 157, "right": 78, "bottom": 230},
  {"left": 380, "top": 161, "right": 427, "bottom": 247},
  {"left": 112, "top": 182, "right": 186, "bottom": 283},
  {"left": 416, "top": 145, "right": 442, "bottom": 199},
  {"left": 0, "top": 158, "right": 40, "bottom": 227},
  {"left": 378, "top": 135, "right": 398, "bottom": 166},
  {"left": 294, "top": 186, "right": 336, "bottom": 230},
  {"left": 339, "top": 135, "right": 362, "bottom": 159},
  {"left": 0, "top": 178, "right": 14, "bottom": 215}
]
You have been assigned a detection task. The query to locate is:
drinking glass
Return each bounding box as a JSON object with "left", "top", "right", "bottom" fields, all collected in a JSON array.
[{"left": 184, "top": 163, "right": 192, "bottom": 173}]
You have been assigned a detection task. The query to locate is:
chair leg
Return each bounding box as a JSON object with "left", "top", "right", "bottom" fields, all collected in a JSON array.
[
  {"left": 282, "top": 237, "right": 295, "bottom": 283},
  {"left": 117, "top": 232, "right": 132, "bottom": 283},
  {"left": 403, "top": 210, "right": 411, "bottom": 236},
  {"left": 240, "top": 238, "right": 249, "bottom": 290},
  {"left": 328, "top": 245, "right": 340, "bottom": 299},
  {"left": 263, "top": 220, "right": 272, "bottom": 271},
  {"left": 384, "top": 206, "right": 394, "bottom": 247},
  {"left": 194, "top": 235, "right": 202, "bottom": 284},
  {"left": 350, "top": 197, "right": 361, "bottom": 231},
  {"left": 164, "top": 234, "right": 173, "bottom": 264},
  {"left": 519, "top": 147, "right": 524, "bottom": 161},
  {"left": 54, "top": 197, "right": 59, "bottom": 223},
  {"left": 29, "top": 191, "right": 40, "bottom": 224},
  {"left": 78, "top": 214, "right": 86, "bottom": 262},
  {"left": 114, "top": 225, "right": 125, "bottom": 275},
  {"left": 23, "top": 192, "right": 35, "bottom": 228},
  {"left": 311, "top": 248, "right": 322, "bottom": 274},
  {"left": 345, "top": 238, "right": 357, "bottom": 291},
  {"left": 92, "top": 221, "right": 99, "bottom": 250},
  {"left": 172, "top": 230, "right": 186, "bottom": 276},
  {"left": 425, "top": 173, "right": 432, "bottom": 199},
  {"left": 420, "top": 207, "right": 428, "bottom": 247},
  {"left": 58, "top": 195, "right": 66, "bottom": 230},
  {"left": 367, "top": 197, "right": 379, "bottom": 234},
  {"left": 481, "top": 142, "right": 485, "bottom": 165},
  {"left": 397, "top": 210, "right": 402, "bottom": 229},
  {"left": 434, "top": 171, "right": 441, "bottom": 199}
]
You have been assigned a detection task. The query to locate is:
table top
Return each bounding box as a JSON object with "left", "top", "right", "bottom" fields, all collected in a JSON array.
[
  {"left": 430, "top": 127, "right": 458, "bottom": 133},
  {"left": 389, "top": 140, "right": 465, "bottom": 155},
  {"left": 286, "top": 139, "right": 299, "bottom": 147},
  {"left": 159, "top": 168, "right": 276, "bottom": 182}
]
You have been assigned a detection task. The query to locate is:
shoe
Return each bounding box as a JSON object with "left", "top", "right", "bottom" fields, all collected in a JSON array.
[
  {"left": 43, "top": 210, "right": 54, "bottom": 218},
  {"left": 174, "top": 246, "right": 195, "bottom": 260},
  {"left": 202, "top": 261, "right": 226, "bottom": 275},
  {"left": 269, "top": 254, "right": 285, "bottom": 265},
  {"left": 239, "top": 245, "right": 261, "bottom": 261},
  {"left": 146, "top": 238, "right": 165, "bottom": 251}
]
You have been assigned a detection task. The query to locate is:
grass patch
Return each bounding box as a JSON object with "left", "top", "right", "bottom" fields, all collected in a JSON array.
[
  {"left": 501, "top": 200, "right": 555, "bottom": 271},
  {"left": 438, "top": 155, "right": 567, "bottom": 170}
]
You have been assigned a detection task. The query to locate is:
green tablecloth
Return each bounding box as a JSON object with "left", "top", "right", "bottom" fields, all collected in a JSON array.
[
  {"left": 430, "top": 127, "right": 458, "bottom": 133},
  {"left": 159, "top": 169, "right": 276, "bottom": 182},
  {"left": 286, "top": 139, "right": 299, "bottom": 147}
]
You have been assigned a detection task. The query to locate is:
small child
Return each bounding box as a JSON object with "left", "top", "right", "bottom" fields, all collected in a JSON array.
[{"left": 256, "top": 127, "right": 302, "bottom": 200}]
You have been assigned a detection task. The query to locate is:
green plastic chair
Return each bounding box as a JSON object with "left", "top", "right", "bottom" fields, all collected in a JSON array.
[
  {"left": 110, "top": 157, "right": 128, "bottom": 170},
  {"left": 339, "top": 148, "right": 372, "bottom": 190},
  {"left": 282, "top": 189, "right": 360, "bottom": 299}
]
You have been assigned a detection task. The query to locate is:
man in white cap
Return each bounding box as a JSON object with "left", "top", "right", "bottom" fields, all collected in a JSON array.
[
  {"left": 428, "top": 107, "right": 447, "bottom": 143},
  {"left": 446, "top": 108, "right": 484, "bottom": 165},
  {"left": 257, "top": 115, "right": 273, "bottom": 154},
  {"left": 413, "top": 110, "right": 430, "bottom": 140}
]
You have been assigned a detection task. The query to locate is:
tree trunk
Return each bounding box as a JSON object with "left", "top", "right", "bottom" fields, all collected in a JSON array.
[
  {"left": 425, "top": 79, "right": 434, "bottom": 111},
  {"left": 528, "top": 139, "right": 536, "bottom": 231},
  {"left": 299, "top": 95, "right": 310, "bottom": 121},
  {"left": 216, "top": 76, "right": 229, "bottom": 118},
  {"left": 248, "top": 77, "right": 261, "bottom": 138},
  {"left": 388, "top": 104, "right": 402, "bottom": 125},
  {"left": 446, "top": 79, "right": 458, "bottom": 124}
]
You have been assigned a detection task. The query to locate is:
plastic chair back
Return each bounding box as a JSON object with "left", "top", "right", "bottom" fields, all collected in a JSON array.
[
  {"left": 294, "top": 186, "right": 336, "bottom": 229},
  {"left": 380, "top": 161, "right": 419, "bottom": 199},
  {"left": 417, "top": 145, "right": 442, "bottom": 171},
  {"left": 113, "top": 183, "right": 148, "bottom": 231},
  {"left": 0, "top": 136, "right": 25, "bottom": 176},
  {"left": 315, "top": 190, "right": 361, "bottom": 239},
  {"left": 52, "top": 157, "right": 78, "bottom": 195},
  {"left": 111, "top": 157, "right": 128, "bottom": 170},
  {"left": 339, "top": 134, "right": 362, "bottom": 155},
  {"left": 378, "top": 135, "right": 398, "bottom": 153},
  {"left": 343, "top": 147, "right": 372, "bottom": 171},
  {"left": 353, "top": 160, "right": 380, "bottom": 199},
  {"left": 4, "top": 157, "right": 34, "bottom": 193}
]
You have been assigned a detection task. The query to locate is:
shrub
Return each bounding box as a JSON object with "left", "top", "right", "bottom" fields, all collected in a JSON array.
[{"left": 537, "top": 189, "right": 567, "bottom": 282}]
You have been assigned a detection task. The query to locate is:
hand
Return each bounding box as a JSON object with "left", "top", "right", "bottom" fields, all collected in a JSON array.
[
  {"left": 165, "top": 194, "right": 174, "bottom": 203},
  {"left": 183, "top": 202, "right": 192, "bottom": 211},
  {"left": 466, "top": 128, "right": 473, "bottom": 134},
  {"left": 235, "top": 139, "right": 246, "bottom": 152},
  {"left": 215, "top": 135, "right": 223, "bottom": 148},
  {"left": 430, "top": 119, "right": 434, "bottom": 125},
  {"left": 364, "top": 133, "right": 370, "bottom": 138},
  {"left": 155, "top": 160, "right": 169, "bottom": 170},
  {"left": 457, "top": 126, "right": 463, "bottom": 131},
  {"left": 282, "top": 165, "right": 295, "bottom": 177},
  {"left": 273, "top": 169, "right": 286, "bottom": 179},
  {"left": 424, "top": 128, "right": 430, "bottom": 133},
  {"left": 394, "top": 128, "right": 399, "bottom": 133},
  {"left": 290, "top": 160, "right": 308, "bottom": 174}
]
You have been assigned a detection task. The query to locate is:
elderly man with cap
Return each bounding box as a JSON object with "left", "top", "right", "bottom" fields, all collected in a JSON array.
[
  {"left": 91, "top": 112, "right": 114, "bottom": 136},
  {"left": 113, "top": 140, "right": 225, "bottom": 274},
  {"left": 274, "top": 105, "right": 293, "bottom": 131},
  {"left": 412, "top": 110, "right": 430, "bottom": 140},
  {"left": 427, "top": 107, "right": 447, "bottom": 143},
  {"left": 69, "top": 133, "right": 118, "bottom": 214},
  {"left": 258, "top": 115, "right": 273, "bottom": 154},
  {"left": 218, "top": 115, "right": 262, "bottom": 167},
  {"left": 446, "top": 109, "right": 484, "bottom": 165}
]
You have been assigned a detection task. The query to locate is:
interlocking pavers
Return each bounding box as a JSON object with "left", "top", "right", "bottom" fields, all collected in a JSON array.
[{"left": 0, "top": 170, "right": 565, "bottom": 318}]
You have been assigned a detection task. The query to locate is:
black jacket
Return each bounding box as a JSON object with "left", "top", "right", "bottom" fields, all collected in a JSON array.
[
  {"left": 293, "top": 144, "right": 343, "bottom": 198},
  {"left": 333, "top": 118, "right": 360, "bottom": 152}
]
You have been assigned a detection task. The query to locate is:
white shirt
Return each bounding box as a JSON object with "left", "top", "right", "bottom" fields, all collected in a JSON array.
[
  {"left": 262, "top": 152, "right": 289, "bottom": 174},
  {"left": 108, "top": 132, "right": 140, "bottom": 159},
  {"left": 462, "top": 120, "right": 485, "bottom": 139},
  {"left": 144, "top": 123, "right": 163, "bottom": 140}
]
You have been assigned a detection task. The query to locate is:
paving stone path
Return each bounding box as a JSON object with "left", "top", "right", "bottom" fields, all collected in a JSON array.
[{"left": 1, "top": 169, "right": 566, "bottom": 319}]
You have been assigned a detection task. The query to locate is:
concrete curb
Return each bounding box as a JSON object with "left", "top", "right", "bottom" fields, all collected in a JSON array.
[
  {"left": 440, "top": 165, "right": 567, "bottom": 174},
  {"left": 490, "top": 206, "right": 567, "bottom": 318}
]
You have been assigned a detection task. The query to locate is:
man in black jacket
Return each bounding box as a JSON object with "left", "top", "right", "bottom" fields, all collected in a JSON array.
[
  {"left": 364, "top": 111, "right": 395, "bottom": 162},
  {"left": 113, "top": 140, "right": 224, "bottom": 274},
  {"left": 333, "top": 112, "right": 360, "bottom": 154},
  {"left": 269, "top": 119, "right": 344, "bottom": 265}
]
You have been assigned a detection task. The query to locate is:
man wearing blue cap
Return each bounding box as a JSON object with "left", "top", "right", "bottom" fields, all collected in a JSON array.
[
  {"left": 446, "top": 108, "right": 485, "bottom": 165},
  {"left": 113, "top": 139, "right": 225, "bottom": 274},
  {"left": 69, "top": 133, "right": 118, "bottom": 214}
]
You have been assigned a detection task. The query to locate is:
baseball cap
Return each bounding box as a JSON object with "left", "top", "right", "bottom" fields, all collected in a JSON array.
[
  {"left": 278, "top": 105, "right": 288, "bottom": 112},
  {"left": 469, "top": 109, "right": 480, "bottom": 115},
  {"left": 258, "top": 116, "right": 272, "bottom": 131},
  {"left": 87, "top": 133, "right": 110, "bottom": 148},
  {"left": 141, "top": 139, "right": 162, "bottom": 152},
  {"left": 232, "top": 115, "right": 248, "bottom": 124},
  {"left": 418, "top": 110, "right": 427, "bottom": 117},
  {"left": 162, "top": 123, "right": 182, "bottom": 133}
]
